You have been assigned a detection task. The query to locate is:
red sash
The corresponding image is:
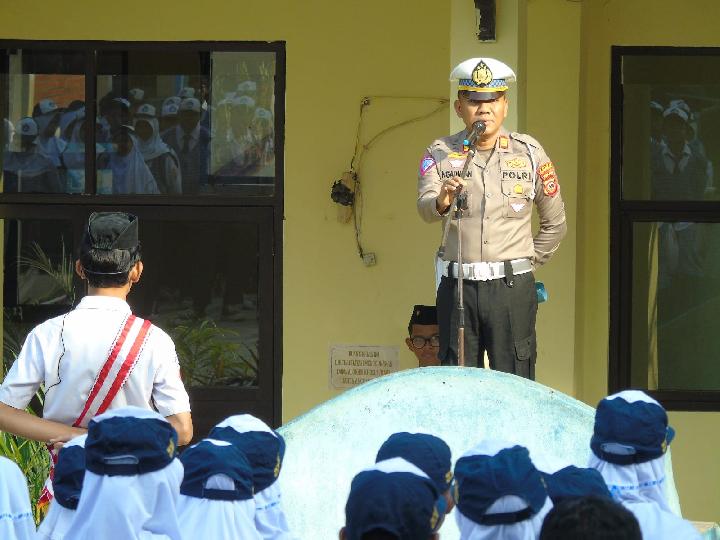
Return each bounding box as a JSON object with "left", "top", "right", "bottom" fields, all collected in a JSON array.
[{"left": 38, "top": 314, "right": 153, "bottom": 509}]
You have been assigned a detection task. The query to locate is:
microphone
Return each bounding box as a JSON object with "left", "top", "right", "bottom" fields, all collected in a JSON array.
[{"left": 466, "top": 120, "right": 487, "bottom": 146}]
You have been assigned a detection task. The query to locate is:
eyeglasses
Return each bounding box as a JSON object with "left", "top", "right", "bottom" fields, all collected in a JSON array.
[{"left": 411, "top": 335, "right": 440, "bottom": 349}]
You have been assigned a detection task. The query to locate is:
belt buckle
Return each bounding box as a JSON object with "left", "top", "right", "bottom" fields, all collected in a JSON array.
[{"left": 476, "top": 262, "right": 491, "bottom": 281}]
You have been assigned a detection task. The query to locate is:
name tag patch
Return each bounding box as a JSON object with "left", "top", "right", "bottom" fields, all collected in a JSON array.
[{"left": 441, "top": 170, "right": 472, "bottom": 179}]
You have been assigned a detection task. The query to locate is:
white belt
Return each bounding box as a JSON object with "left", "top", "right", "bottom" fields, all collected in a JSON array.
[{"left": 442, "top": 258, "right": 532, "bottom": 281}]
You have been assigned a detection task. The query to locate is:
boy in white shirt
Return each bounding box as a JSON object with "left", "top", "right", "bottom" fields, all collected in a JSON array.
[{"left": 0, "top": 212, "right": 192, "bottom": 503}]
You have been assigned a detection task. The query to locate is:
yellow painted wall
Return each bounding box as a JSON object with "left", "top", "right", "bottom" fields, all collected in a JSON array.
[
  {"left": 524, "top": 0, "right": 581, "bottom": 397},
  {"left": 577, "top": 0, "right": 720, "bottom": 520}
]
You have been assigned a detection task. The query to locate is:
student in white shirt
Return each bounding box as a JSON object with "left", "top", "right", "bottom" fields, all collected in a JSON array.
[
  {"left": 0, "top": 212, "right": 192, "bottom": 504},
  {"left": 209, "top": 414, "right": 294, "bottom": 539},
  {"left": 177, "top": 438, "right": 262, "bottom": 540},
  {"left": 588, "top": 390, "right": 700, "bottom": 540},
  {"left": 63, "top": 406, "right": 185, "bottom": 540},
  {"left": 36, "top": 434, "right": 87, "bottom": 540}
]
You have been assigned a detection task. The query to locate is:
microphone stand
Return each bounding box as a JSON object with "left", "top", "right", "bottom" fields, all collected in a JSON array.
[{"left": 437, "top": 128, "right": 480, "bottom": 367}]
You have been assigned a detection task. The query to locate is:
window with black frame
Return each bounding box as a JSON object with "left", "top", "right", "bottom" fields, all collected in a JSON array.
[
  {"left": 0, "top": 42, "right": 284, "bottom": 429},
  {"left": 0, "top": 46, "right": 279, "bottom": 197},
  {"left": 611, "top": 48, "right": 720, "bottom": 409}
]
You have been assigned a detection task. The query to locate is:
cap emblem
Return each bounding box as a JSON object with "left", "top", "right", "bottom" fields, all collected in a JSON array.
[
  {"left": 472, "top": 61, "right": 493, "bottom": 87},
  {"left": 274, "top": 453, "right": 281, "bottom": 478},
  {"left": 166, "top": 438, "right": 176, "bottom": 459},
  {"left": 430, "top": 505, "right": 440, "bottom": 530}
]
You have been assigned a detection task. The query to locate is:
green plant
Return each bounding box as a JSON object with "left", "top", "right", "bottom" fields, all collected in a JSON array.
[
  {"left": 167, "top": 318, "right": 258, "bottom": 387},
  {"left": 17, "top": 238, "right": 75, "bottom": 305},
  {"left": 1, "top": 313, "right": 49, "bottom": 524}
]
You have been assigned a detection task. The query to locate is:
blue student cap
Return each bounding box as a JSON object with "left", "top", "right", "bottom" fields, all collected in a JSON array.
[
  {"left": 454, "top": 444, "right": 548, "bottom": 526},
  {"left": 180, "top": 439, "right": 254, "bottom": 501},
  {"left": 376, "top": 432, "right": 453, "bottom": 494},
  {"left": 208, "top": 414, "right": 286, "bottom": 492},
  {"left": 53, "top": 434, "right": 88, "bottom": 510},
  {"left": 85, "top": 407, "right": 178, "bottom": 476},
  {"left": 590, "top": 390, "right": 675, "bottom": 465},
  {"left": 345, "top": 458, "right": 441, "bottom": 540},
  {"left": 544, "top": 466, "right": 612, "bottom": 505}
]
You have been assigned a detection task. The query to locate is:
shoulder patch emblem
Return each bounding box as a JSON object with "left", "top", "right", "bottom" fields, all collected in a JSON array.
[
  {"left": 538, "top": 161, "right": 559, "bottom": 197},
  {"left": 420, "top": 154, "right": 436, "bottom": 175},
  {"left": 505, "top": 157, "right": 527, "bottom": 169},
  {"left": 543, "top": 179, "right": 559, "bottom": 197}
]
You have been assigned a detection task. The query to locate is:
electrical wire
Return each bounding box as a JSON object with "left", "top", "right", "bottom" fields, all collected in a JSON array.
[{"left": 347, "top": 96, "right": 449, "bottom": 259}]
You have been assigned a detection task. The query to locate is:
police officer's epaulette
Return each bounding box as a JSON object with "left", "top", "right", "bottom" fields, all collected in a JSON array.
[{"left": 510, "top": 132, "right": 543, "bottom": 149}]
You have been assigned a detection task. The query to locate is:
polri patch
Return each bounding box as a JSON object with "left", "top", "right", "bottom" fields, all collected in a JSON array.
[{"left": 420, "top": 154, "right": 436, "bottom": 175}]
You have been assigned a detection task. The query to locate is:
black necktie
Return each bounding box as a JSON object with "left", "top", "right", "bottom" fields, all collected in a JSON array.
[{"left": 182, "top": 133, "right": 191, "bottom": 154}]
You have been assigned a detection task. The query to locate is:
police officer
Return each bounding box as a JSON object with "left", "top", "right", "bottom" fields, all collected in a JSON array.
[{"left": 417, "top": 57, "right": 567, "bottom": 378}]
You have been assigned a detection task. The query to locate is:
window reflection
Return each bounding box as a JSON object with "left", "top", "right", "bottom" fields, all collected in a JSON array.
[
  {"left": 94, "top": 50, "right": 276, "bottom": 195},
  {"left": 0, "top": 49, "right": 85, "bottom": 193},
  {"left": 2, "top": 218, "right": 75, "bottom": 379},
  {"left": 621, "top": 55, "right": 720, "bottom": 201},
  {"left": 1, "top": 48, "right": 278, "bottom": 196},
  {"left": 133, "top": 220, "right": 259, "bottom": 388},
  {"left": 632, "top": 222, "right": 720, "bottom": 391}
]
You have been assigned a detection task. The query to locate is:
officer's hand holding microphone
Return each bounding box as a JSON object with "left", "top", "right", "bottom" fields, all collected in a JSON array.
[{"left": 436, "top": 177, "right": 466, "bottom": 214}]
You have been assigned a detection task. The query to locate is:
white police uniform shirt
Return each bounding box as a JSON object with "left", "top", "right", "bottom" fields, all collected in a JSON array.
[{"left": 0, "top": 295, "right": 190, "bottom": 426}]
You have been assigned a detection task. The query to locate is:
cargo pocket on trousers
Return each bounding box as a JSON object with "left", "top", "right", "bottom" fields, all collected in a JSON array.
[{"left": 513, "top": 336, "right": 534, "bottom": 378}]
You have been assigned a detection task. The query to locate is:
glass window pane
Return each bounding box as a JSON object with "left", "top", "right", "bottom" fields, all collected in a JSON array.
[
  {"left": 0, "top": 50, "right": 86, "bottom": 194},
  {"left": 133, "top": 220, "right": 259, "bottom": 387},
  {"left": 631, "top": 222, "right": 720, "bottom": 391},
  {"left": 622, "top": 55, "right": 720, "bottom": 201},
  {"left": 95, "top": 49, "right": 277, "bottom": 196},
  {"left": 3, "top": 218, "right": 76, "bottom": 381},
  {"left": 209, "top": 52, "right": 276, "bottom": 194}
]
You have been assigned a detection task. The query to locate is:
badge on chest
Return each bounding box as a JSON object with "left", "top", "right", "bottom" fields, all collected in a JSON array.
[{"left": 500, "top": 154, "right": 533, "bottom": 197}]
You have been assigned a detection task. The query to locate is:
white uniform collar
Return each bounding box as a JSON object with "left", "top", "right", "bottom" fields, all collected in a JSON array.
[{"left": 75, "top": 295, "right": 132, "bottom": 314}]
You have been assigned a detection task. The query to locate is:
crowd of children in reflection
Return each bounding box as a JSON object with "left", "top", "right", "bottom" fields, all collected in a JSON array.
[{"left": 1, "top": 82, "right": 275, "bottom": 195}]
